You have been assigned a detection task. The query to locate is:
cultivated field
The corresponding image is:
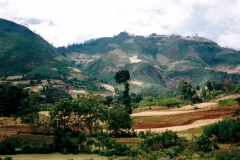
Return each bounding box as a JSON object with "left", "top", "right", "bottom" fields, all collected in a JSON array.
[
  {"left": 0, "top": 95, "right": 239, "bottom": 159},
  {"left": 131, "top": 94, "right": 240, "bottom": 134}
]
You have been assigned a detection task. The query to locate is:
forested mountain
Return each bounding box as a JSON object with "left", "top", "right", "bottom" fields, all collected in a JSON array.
[
  {"left": 0, "top": 18, "right": 239, "bottom": 93},
  {"left": 58, "top": 32, "right": 240, "bottom": 92},
  {"left": 0, "top": 18, "right": 73, "bottom": 79}
]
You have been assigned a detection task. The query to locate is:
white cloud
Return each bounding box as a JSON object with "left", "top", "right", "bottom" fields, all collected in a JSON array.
[
  {"left": 0, "top": 0, "right": 240, "bottom": 49},
  {"left": 218, "top": 34, "right": 240, "bottom": 50}
]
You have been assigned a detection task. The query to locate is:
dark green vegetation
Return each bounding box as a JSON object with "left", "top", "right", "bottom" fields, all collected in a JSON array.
[
  {"left": 0, "top": 72, "right": 240, "bottom": 159},
  {"left": 204, "top": 118, "right": 240, "bottom": 143},
  {"left": 1, "top": 18, "right": 240, "bottom": 95},
  {"left": 139, "top": 79, "right": 240, "bottom": 107},
  {"left": 114, "top": 70, "right": 131, "bottom": 114},
  {"left": 0, "top": 18, "right": 73, "bottom": 79}
]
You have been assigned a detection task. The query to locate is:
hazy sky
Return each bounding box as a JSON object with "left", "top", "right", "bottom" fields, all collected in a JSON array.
[{"left": 1, "top": 0, "right": 240, "bottom": 49}]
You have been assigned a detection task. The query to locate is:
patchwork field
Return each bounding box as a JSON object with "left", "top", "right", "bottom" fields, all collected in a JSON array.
[{"left": 132, "top": 106, "right": 235, "bottom": 132}]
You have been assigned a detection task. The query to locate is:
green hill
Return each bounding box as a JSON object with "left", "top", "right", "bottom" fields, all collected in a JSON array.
[
  {"left": 0, "top": 18, "right": 239, "bottom": 94},
  {"left": 0, "top": 18, "right": 73, "bottom": 79},
  {"left": 60, "top": 32, "right": 240, "bottom": 93}
]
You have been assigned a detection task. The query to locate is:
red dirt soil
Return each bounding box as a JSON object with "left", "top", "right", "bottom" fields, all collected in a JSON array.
[{"left": 133, "top": 108, "right": 236, "bottom": 129}]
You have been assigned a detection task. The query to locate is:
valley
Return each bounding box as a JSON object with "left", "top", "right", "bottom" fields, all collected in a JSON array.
[{"left": 0, "top": 18, "right": 240, "bottom": 159}]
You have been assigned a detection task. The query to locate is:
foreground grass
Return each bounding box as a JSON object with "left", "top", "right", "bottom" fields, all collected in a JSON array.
[
  {"left": 1, "top": 134, "right": 53, "bottom": 148},
  {"left": 0, "top": 154, "right": 108, "bottom": 160},
  {"left": 177, "top": 126, "right": 204, "bottom": 140}
]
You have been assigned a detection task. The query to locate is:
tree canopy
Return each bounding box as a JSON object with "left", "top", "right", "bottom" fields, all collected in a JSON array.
[{"left": 114, "top": 70, "right": 130, "bottom": 84}]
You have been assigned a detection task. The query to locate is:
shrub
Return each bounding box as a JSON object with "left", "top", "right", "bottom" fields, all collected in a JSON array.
[
  {"left": 218, "top": 99, "right": 238, "bottom": 107},
  {"left": 232, "top": 108, "right": 240, "bottom": 119},
  {"left": 204, "top": 119, "right": 240, "bottom": 143},
  {"left": 0, "top": 142, "right": 15, "bottom": 154},
  {"left": 139, "top": 97, "right": 190, "bottom": 107},
  {"left": 128, "top": 147, "right": 143, "bottom": 157},
  {"left": 99, "top": 143, "right": 130, "bottom": 156},
  {"left": 182, "top": 149, "right": 194, "bottom": 159},
  {"left": 141, "top": 130, "right": 179, "bottom": 151},
  {"left": 195, "top": 135, "right": 218, "bottom": 152},
  {"left": 36, "top": 143, "right": 54, "bottom": 154},
  {"left": 22, "top": 145, "right": 35, "bottom": 154},
  {"left": 161, "top": 130, "right": 179, "bottom": 148},
  {"left": 215, "top": 148, "right": 240, "bottom": 160}
]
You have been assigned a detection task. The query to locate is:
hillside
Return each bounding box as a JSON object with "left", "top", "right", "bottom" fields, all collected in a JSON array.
[
  {"left": 58, "top": 32, "right": 240, "bottom": 93},
  {"left": 0, "top": 18, "right": 74, "bottom": 80},
  {"left": 0, "top": 18, "right": 239, "bottom": 94}
]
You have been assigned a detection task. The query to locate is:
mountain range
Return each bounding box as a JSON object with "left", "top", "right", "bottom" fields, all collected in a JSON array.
[{"left": 1, "top": 18, "right": 240, "bottom": 93}]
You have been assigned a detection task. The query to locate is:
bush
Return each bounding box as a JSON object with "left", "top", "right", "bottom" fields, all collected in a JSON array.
[
  {"left": 0, "top": 158, "right": 12, "bottom": 160},
  {"left": 195, "top": 135, "right": 218, "bottom": 152},
  {"left": 99, "top": 143, "right": 130, "bottom": 156},
  {"left": 22, "top": 145, "right": 35, "bottom": 154},
  {"left": 204, "top": 118, "right": 240, "bottom": 143},
  {"left": 36, "top": 143, "right": 54, "bottom": 154},
  {"left": 215, "top": 148, "right": 240, "bottom": 160},
  {"left": 218, "top": 99, "right": 238, "bottom": 107},
  {"left": 139, "top": 97, "right": 190, "bottom": 107},
  {"left": 140, "top": 130, "right": 180, "bottom": 152},
  {"left": 161, "top": 130, "right": 179, "bottom": 148},
  {"left": 0, "top": 142, "right": 15, "bottom": 155},
  {"left": 182, "top": 149, "right": 194, "bottom": 159}
]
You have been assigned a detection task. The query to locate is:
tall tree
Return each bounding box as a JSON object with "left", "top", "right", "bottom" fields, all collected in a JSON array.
[
  {"left": 178, "top": 79, "right": 192, "bottom": 100},
  {"left": 103, "top": 96, "right": 113, "bottom": 107},
  {"left": 0, "top": 85, "right": 28, "bottom": 116},
  {"left": 114, "top": 70, "right": 131, "bottom": 114},
  {"left": 50, "top": 98, "right": 73, "bottom": 131},
  {"left": 107, "top": 104, "right": 132, "bottom": 137},
  {"left": 79, "top": 93, "right": 106, "bottom": 136},
  {"left": 206, "top": 80, "right": 214, "bottom": 100}
]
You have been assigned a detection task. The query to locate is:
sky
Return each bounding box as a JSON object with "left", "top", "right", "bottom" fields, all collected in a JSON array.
[{"left": 1, "top": 0, "right": 240, "bottom": 49}]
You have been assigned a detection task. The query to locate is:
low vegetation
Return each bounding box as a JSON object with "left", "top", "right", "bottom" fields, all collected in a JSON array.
[
  {"left": 0, "top": 70, "right": 240, "bottom": 159},
  {"left": 139, "top": 97, "right": 189, "bottom": 107}
]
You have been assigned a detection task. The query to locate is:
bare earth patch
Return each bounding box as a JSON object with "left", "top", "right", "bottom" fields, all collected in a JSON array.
[
  {"left": 129, "top": 55, "right": 142, "bottom": 63},
  {"left": 172, "top": 102, "right": 217, "bottom": 111},
  {"left": 38, "top": 111, "right": 50, "bottom": 117},
  {"left": 6, "top": 76, "right": 22, "bottom": 80},
  {"left": 132, "top": 108, "right": 235, "bottom": 132},
  {"left": 227, "top": 66, "right": 240, "bottom": 73},
  {"left": 68, "top": 67, "right": 81, "bottom": 73},
  {"left": 130, "top": 80, "right": 144, "bottom": 86},
  {"left": 101, "top": 83, "right": 115, "bottom": 93},
  {"left": 134, "top": 118, "right": 223, "bottom": 132}
]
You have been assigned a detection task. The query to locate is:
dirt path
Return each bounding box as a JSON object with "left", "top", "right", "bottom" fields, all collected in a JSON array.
[
  {"left": 172, "top": 102, "right": 217, "bottom": 111},
  {"left": 131, "top": 110, "right": 195, "bottom": 117},
  {"left": 131, "top": 102, "right": 217, "bottom": 117},
  {"left": 134, "top": 118, "right": 223, "bottom": 132}
]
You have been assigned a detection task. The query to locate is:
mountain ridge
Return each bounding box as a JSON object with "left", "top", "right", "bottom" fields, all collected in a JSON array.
[
  {"left": 0, "top": 18, "right": 239, "bottom": 94},
  {"left": 58, "top": 32, "right": 240, "bottom": 92},
  {"left": 0, "top": 18, "right": 74, "bottom": 80}
]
